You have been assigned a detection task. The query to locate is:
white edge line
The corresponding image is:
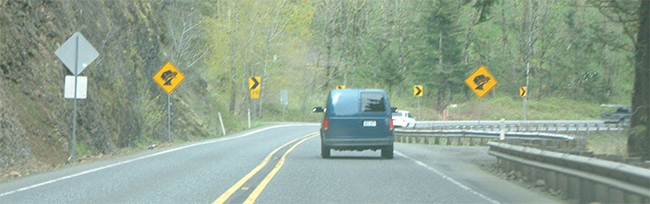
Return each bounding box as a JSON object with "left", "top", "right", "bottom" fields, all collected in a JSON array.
[
  {"left": 395, "top": 151, "right": 501, "bottom": 204},
  {"left": 0, "top": 124, "right": 317, "bottom": 198}
]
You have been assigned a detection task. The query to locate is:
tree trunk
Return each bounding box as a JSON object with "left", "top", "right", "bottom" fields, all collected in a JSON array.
[
  {"left": 628, "top": 0, "right": 650, "bottom": 160},
  {"left": 260, "top": 34, "right": 271, "bottom": 119},
  {"left": 501, "top": 1, "right": 509, "bottom": 54},
  {"left": 229, "top": 11, "right": 239, "bottom": 113}
]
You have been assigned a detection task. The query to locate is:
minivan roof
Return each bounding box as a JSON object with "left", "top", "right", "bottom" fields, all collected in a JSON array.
[{"left": 331, "top": 88, "right": 386, "bottom": 92}]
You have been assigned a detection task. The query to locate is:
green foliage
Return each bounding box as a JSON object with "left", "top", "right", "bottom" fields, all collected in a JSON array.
[
  {"left": 75, "top": 143, "right": 90, "bottom": 158},
  {"left": 449, "top": 96, "right": 602, "bottom": 120},
  {"left": 138, "top": 93, "right": 165, "bottom": 140},
  {"left": 587, "top": 133, "right": 628, "bottom": 156},
  {"left": 306, "top": 0, "right": 634, "bottom": 120}
]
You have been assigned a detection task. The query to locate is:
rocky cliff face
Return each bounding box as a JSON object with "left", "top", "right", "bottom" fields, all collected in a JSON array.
[{"left": 0, "top": 0, "right": 215, "bottom": 175}]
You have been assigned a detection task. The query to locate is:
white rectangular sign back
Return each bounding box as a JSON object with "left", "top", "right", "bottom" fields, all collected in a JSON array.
[{"left": 64, "top": 76, "right": 88, "bottom": 99}]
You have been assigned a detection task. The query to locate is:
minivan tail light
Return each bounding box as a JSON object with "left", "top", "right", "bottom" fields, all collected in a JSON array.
[
  {"left": 323, "top": 118, "right": 329, "bottom": 131},
  {"left": 389, "top": 119, "right": 394, "bottom": 131}
]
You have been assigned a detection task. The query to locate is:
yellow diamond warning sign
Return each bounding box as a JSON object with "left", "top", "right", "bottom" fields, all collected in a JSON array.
[
  {"left": 153, "top": 61, "right": 185, "bottom": 94},
  {"left": 464, "top": 65, "right": 497, "bottom": 98}
]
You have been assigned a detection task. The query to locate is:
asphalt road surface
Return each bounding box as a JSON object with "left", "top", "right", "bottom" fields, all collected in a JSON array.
[{"left": 0, "top": 124, "right": 561, "bottom": 203}]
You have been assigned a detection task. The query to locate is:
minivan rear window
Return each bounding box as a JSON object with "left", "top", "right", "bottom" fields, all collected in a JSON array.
[
  {"left": 361, "top": 92, "right": 386, "bottom": 112},
  {"left": 329, "top": 91, "right": 359, "bottom": 116}
]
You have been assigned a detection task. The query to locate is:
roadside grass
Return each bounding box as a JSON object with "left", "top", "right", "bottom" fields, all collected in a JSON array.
[
  {"left": 585, "top": 132, "right": 628, "bottom": 156},
  {"left": 385, "top": 95, "right": 604, "bottom": 121},
  {"left": 453, "top": 96, "right": 603, "bottom": 120}
]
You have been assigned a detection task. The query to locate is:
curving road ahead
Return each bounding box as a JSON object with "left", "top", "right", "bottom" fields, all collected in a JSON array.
[{"left": 0, "top": 124, "right": 560, "bottom": 203}]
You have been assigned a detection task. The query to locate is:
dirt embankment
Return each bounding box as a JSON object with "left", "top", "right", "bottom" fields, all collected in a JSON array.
[{"left": 0, "top": 0, "right": 216, "bottom": 179}]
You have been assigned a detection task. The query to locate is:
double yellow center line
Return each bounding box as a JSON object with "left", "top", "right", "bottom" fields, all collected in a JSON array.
[{"left": 213, "top": 132, "right": 318, "bottom": 204}]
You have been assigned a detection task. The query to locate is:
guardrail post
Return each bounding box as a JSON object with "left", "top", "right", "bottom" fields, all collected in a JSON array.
[
  {"left": 565, "top": 124, "right": 570, "bottom": 134},
  {"left": 446, "top": 137, "right": 451, "bottom": 145},
  {"left": 624, "top": 193, "right": 644, "bottom": 203},
  {"left": 557, "top": 173, "right": 569, "bottom": 199},
  {"left": 434, "top": 137, "right": 440, "bottom": 145},
  {"left": 546, "top": 170, "right": 557, "bottom": 193},
  {"left": 500, "top": 119, "right": 505, "bottom": 140},
  {"left": 580, "top": 179, "right": 595, "bottom": 203},
  {"left": 619, "top": 123, "right": 624, "bottom": 135},
  {"left": 608, "top": 188, "right": 624, "bottom": 203},
  {"left": 469, "top": 138, "right": 475, "bottom": 146},
  {"left": 594, "top": 183, "right": 608, "bottom": 203},
  {"left": 555, "top": 124, "right": 559, "bottom": 133},
  {"left": 568, "top": 176, "right": 580, "bottom": 200},
  {"left": 586, "top": 123, "right": 590, "bottom": 136}
]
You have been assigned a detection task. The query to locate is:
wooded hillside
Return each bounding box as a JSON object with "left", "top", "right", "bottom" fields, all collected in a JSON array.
[{"left": 308, "top": 0, "right": 636, "bottom": 107}]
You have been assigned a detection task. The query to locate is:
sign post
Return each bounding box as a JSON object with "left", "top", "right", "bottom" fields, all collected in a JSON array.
[
  {"left": 281, "top": 90, "right": 288, "bottom": 121},
  {"left": 249, "top": 77, "right": 261, "bottom": 127},
  {"left": 55, "top": 32, "right": 99, "bottom": 162},
  {"left": 153, "top": 61, "right": 185, "bottom": 142},
  {"left": 520, "top": 86, "right": 528, "bottom": 121},
  {"left": 464, "top": 65, "right": 498, "bottom": 124},
  {"left": 414, "top": 85, "right": 423, "bottom": 119}
]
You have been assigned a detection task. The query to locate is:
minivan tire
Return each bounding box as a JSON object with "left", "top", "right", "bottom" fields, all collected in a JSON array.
[
  {"left": 321, "top": 142, "right": 331, "bottom": 158},
  {"left": 381, "top": 145, "right": 394, "bottom": 159}
]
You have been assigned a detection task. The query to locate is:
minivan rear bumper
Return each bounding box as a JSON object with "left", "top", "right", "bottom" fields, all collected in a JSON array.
[{"left": 323, "top": 137, "right": 393, "bottom": 150}]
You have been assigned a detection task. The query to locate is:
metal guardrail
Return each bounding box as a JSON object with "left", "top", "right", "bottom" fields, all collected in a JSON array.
[
  {"left": 488, "top": 142, "right": 650, "bottom": 203},
  {"left": 395, "top": 129, "right": 574, "bottom": 140},
  {"left": 396, "top": 122, "right": 647, "bottom": 203},
  {"left": 412, "top": 120, "right": 623, "bottom": 135},
  {"left": 394, "top": 129, "right": 575, "bottom": 147}
]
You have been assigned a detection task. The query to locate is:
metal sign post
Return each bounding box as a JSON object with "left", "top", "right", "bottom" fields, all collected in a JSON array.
[
  {"left": 72, "top": 36, "right": 78, "bottom": 162},
  {"left": 478, "top": 99, "right": 482, "bottom": 125},
  {"left": 281, "top": 90, "right": 288, "bottom": 121},
  {"left": 464, "top": 65, "right": 498, "bottom": 124},
  {"left": 418, "top": 97, "right": 421, "bottom": 120},
  {"left": 520, "top": 86, "right": 528, "bottom": 121},
  {"left": 167, "top": 94, "right": 171, "bottom": 142},
  {"left": 152, "top": 61, "right": 185, "bottom": 142},
  {"left": 55, "top": 32, "right": 99, "bottom": 162},
  {"left": 248, "top": 108, "right": 251, "bottom": 129},
  {"left": 249, "top": 77, "right": 261, "bottom": 124},
  {"left": 414, "top": 85, "right": 423, "bottom": 119}
]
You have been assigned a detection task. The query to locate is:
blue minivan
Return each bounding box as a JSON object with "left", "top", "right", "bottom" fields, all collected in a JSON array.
[{"left": 313, "top": 89, "right": 395, "bottom": 159}]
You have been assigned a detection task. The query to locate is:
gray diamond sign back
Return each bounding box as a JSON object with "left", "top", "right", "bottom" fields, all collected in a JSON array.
[{"left": 55, "top": 32, "right": 99, "bottom": 75}]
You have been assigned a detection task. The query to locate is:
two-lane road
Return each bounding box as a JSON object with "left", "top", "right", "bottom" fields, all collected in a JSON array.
[{"left": 0, "top": 124, "right": 560, "bottom": 203}]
